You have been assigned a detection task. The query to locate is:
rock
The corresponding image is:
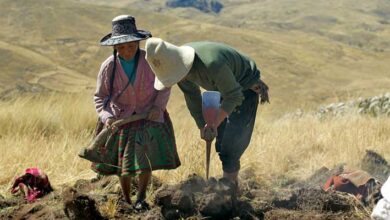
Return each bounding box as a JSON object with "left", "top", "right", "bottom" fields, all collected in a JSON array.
[
  {"left": 154, "top": 184, "right": 176, "bottom": 207},
  {"left": 171, "top": 190, "right": 195, "bottom": 213},
  {"left": 210, "top": 0, "right": 223, "bottom": 13},
  {"left": 162, "top": 208, "right": 181, "bottom": 220},
  {"left": 199, "top": 192, "right": 233, "bottom": 219},
  {"left": 314, "top": 93, "right": 390, "bottom": 118},
  {"left": 155, "top": 176, "right": 245, "bottom": 219},
  {"left": 180, "top": 174, "right": 206, "bottom": 193},
  {"left": 199, "top": 177, "right": 240, "bottom": 219},
  {"left": 155, "top": 185, "right": 196, "bottom": 219},
  {"left": 62, "top": 187, "right": 105, "bottom": 220},
  {"left": 166, "top": 0, "right": 223, "bottom": 13}
]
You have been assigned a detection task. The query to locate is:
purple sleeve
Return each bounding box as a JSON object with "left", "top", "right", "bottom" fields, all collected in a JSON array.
[
  {"left": 94, "top": 61, "right": 114, "bottom": 124},
  {"left": 152, "top": 87, "right": 171, "bottom": 123},
  {"left": 153, "top": 87, "right": 171, "bottom": 110}
]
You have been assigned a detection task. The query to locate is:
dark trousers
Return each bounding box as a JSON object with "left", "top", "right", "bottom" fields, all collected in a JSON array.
[{"left": 216, "top": 90, "right": 259, "bottom": 173}]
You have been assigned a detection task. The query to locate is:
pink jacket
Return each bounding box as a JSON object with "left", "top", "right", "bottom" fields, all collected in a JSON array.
[{"left": 94, "top": 49, "right": 170, "bottom": 123}]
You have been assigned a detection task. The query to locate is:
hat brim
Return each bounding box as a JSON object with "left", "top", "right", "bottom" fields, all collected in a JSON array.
[
  {"left": 100, "top": 30, "right": 152, "bottom": 46},
  {"left": 154, "top": 78, "right": 169, "bottom": 91},
  {"left": 152, "top": 45, "right": 195, "bottom": 90}
]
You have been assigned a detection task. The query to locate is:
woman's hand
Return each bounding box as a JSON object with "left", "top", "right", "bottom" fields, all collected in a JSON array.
[
  {"left": 147, "top": 108, "right": 161, "bottom": 122},
  {"left": 105, "top": 117, "right": 118, "bottom": 132}
]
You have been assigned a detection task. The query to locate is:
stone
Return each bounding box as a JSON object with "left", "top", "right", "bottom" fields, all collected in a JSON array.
[
  {"left": 199, "top": 193, "right": 233, "bottom": 219},
  {"left": 62, "top": 187, "right": 104, "bottom": 220}
]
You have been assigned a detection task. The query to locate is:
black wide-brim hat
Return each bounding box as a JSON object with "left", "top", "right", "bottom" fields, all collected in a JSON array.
[{"left": 100, "top": 15, "right": 152, "bottom": 46}]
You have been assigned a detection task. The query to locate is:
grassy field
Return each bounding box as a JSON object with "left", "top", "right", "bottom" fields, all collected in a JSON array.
[{"left": 1, "top": 92, "right": 389, "bottom": 195}]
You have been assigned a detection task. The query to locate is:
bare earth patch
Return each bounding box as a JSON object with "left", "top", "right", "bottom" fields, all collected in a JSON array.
[{"left": 0, "top": 171, "right": 373, "bottom": 220}]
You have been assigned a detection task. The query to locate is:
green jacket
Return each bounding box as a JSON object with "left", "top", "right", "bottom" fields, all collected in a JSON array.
[{"left": 178, "top": 42, "right": 261, "bottom": 128}]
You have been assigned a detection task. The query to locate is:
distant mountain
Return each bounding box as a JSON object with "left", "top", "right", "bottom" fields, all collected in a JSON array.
[{"left": 166, "top": 0, "right": 223, "bottom": 13}]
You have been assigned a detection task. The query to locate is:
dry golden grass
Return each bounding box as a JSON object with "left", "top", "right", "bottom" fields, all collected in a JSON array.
[
  {"left": 0, "top": 93, "right": 96, "bottom": 190},
  {"left": 0, "top": 92, "right": 389, "bottom": 196}
]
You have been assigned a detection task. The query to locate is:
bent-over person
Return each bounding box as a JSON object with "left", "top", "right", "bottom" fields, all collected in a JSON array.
[{"left": 145, "top": 37, "right": 269, "bottom": 188}]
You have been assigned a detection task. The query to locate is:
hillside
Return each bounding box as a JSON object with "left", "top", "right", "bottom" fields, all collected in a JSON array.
[
  {"left": 0, "top": 0, "right": 389, "bottom": 115},
  {"left": 78, "top": 0, "right": 390, "bottom": 52},
  {"left": 208, "top": 0, "right": 390, "bottom": 52}
]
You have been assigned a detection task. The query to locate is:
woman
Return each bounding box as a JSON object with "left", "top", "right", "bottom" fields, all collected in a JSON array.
[{"left": 91, "top": 15, "right": 180, "bottom": 210}]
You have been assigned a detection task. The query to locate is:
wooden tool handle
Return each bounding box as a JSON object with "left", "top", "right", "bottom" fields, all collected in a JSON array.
[{"left": 206, "top": 141, "right": 212, "bottom": 180}]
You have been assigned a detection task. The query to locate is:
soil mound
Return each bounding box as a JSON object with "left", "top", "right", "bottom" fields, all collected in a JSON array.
[
  {"left": 2, "top": 150, "right": 386, "bottom": 219},
  {"left": 154, "top": 175, "right": 255, "bottom": 219}
]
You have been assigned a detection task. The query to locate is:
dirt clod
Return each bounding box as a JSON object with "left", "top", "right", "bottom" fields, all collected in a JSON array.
[
  {"left": 62, "top": 187, "right": 105, "bottom": 220},
  {"left": 199, "top": 192, "right": 233, "bottom": 219},
  {"left": 179, "top": 174, "right": 207, "bottom": 193}
]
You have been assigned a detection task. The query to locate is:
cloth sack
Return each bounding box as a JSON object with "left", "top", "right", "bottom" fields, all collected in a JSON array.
[
  {"left": 323, "top": 169, "right": 379, "bottom": 202},
  {"left": 11, "top": 168, "right": 53, "bottom": 202}
]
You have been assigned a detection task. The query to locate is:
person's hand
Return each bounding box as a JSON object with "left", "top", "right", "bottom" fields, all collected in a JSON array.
[
  {"left": 251, "top": 80, "right": 270, "bottom": 104},
  {"left": 105, "top": 117, "right": 118, "bottom": 132},
  {"left": 147, "top": 108, "right": 161, "bottom": 122},
  {"left": 200, "top": 125, "right": 218, "bottom": 142}
]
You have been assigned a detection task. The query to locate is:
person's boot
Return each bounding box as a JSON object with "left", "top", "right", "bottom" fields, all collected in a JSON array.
[
  {"left": 223, "top": 170, "right": 240, "bottom": 215},
  {"left": 134, "top": 191, "right": 150, "bottom": 211},
  {"left": 223, "top": 171, "right": 240, "bottom": 195},
  {"left": 223, "top": 171, "right": 238, "bottom": 183}
]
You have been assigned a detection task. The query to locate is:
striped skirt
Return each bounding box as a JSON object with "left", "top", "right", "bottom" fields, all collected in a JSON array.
[{"left": 92, "top": 112, "right": 180, "bottom": 176}]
